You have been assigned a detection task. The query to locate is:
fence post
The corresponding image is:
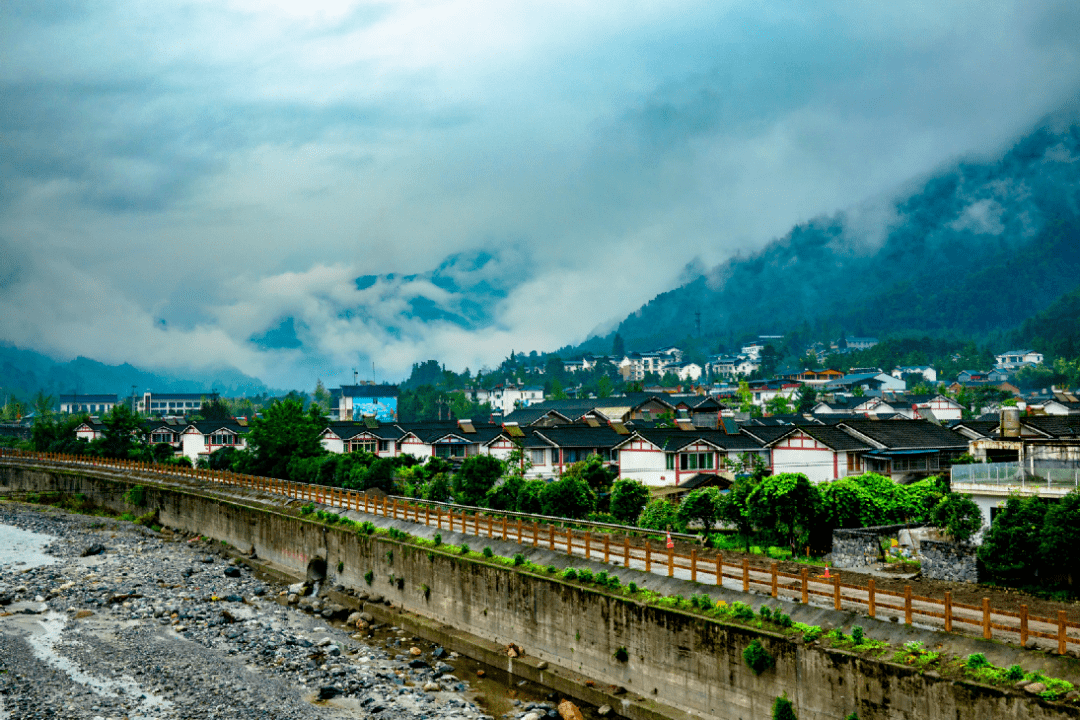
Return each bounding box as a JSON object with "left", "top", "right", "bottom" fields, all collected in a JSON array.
[
  {"left": 770, "top": 562, "right": 778, "bottom": 598},
  {"left": 868, "top": 578, "right": 876, "bottom": 618},
  {"left": 604, "top": 535, "right": 610, "bottom": 564},
  {"left": 532, "top": 521, "right": 538, "bottom": 548},
  {"left": 566, "top": 528, "right": 573, "bottom": 556},
  {"left": 1020, "top": 605, "right": 1029, "bottom": 646},
  {"left": 437, "top": 507, "right": 443, "bottom": 530},
  {"left": 835, "top": 574, "right": 843, "bottom": 611},
  {"left": 944, "top": 591, "right": 952, "bottom": 632},
  {"left": 550, "top": 525, "right": 555, "bottom": 551},
  {"left": 487, "top": 515, "right": 493, "bottom": 538},
  {"left": 667, "top": 546, "right": 674, "bottom": 578},
  {"left": 903, "top": 586, "right": 912, "bottom": 624},
  {"left": 801, "top": 568, "right": 808, "bottom": 604},
  {"left": 502, "top": 517, "right": 508, "bottom": 540},
  {"left": 517, "top": 519, "right": 523, "bottom": 544},
  {"left": 585, "top": 533, "right": 591, "bottom": 560},
  {"left": 716, "top": 554, "right": 723, "bottom": 587},
  {"left": 425, "top": 505, "right": 430, "bottom": 526},
  {"left": 982, "top": 598, "right": 991, "bottom": 640},
  {"left": 691, "top": 549, "right": 697, "bottom": 582},
  {"left": 625, "top": 538, "right": 631, "bottom": 568},
  {"left": 645, "top": 542, "right": 652, "bottom": 573},
  {"left": 742, "top": 558, "right": 749, "bottom": 593},
  {"left": 1059, "top": 611, "right": 1068, "bottom": 655}
]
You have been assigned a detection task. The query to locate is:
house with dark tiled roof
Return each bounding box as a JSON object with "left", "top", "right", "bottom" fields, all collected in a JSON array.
[
  {"left": 835, "top": 419, "right": 968, "bottom": 481},
  {"left": 765, "top": 425, "right": 872, "bottom": 483},
  {"left": 612, "top": 428, "right": 763, "bottom": 487}
]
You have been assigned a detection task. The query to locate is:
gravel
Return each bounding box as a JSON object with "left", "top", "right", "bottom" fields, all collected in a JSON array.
[{"left": 0, "top": 504, "right": 497, "bottom": 720}]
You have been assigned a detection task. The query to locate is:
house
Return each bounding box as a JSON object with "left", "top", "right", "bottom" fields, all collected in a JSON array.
[
  {"left": 891, "top": 366, "right": 938, "bottom": 384},
  {"left": 707, "top": 354, "right": 758, "bottom": 377},
  {"left": 59, "top": 394, "right": 119, "bottom": 415},
  {"left": 532, "top": 425, "right": 625, "bottom": 478},
  {"left": 137, "top": 392, "right": 219, "bottom": 418},
  {"left": 179, "top": 421, "right": 249, "bottom": 462},
  {"left": 396, "top": 420, "right": 504, "bottom": 461},
  {"left": 748, "top": 379, "right": 801, "bottom": 407},
  {"left": 331, "top": 384, "right": 399, "bottom": 422},
  {"left": 956, "top": 370, "right": 989, "bottom": 384},
  {"left": 823, "top": 372, "right": 905, "bottom": 396},
  {"left": 613, "top": 428, "right": 763, "bottom": 487},
  {"left": 499, "top": 406, "right": 573, "bottom": 427},
  {"left": 995, "top": 349, "right": 1044, "bottom": 371},
  {"left": 668, "top": 362, "right": 703, "bottom": 382},
  {"left": 484, "top": 384, "right": 545, "bottom": 416},
  {"left": 766, "top": 425, "right": 872, "bottom": 484},
  {"left": 835, "top": 419, "right": 968, "bottom": 482},
  {"left": 791, "top": 368, "right": 845, "bottom": 385},
  {"left": 320, "top": 422, "right": 405, "bottom": 455}
]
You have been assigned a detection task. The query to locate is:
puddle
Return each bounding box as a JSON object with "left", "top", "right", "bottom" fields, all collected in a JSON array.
[
  {"left": 25, "top": 611, "right": 174, "bottom": 719},
  {"left": 0, "top": 522, "right": 57, "bottom": 573}
]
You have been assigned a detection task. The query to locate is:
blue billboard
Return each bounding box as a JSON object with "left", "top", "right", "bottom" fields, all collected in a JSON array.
[{"left": 352, "top": 397, "right": 397, "bottom": 422}]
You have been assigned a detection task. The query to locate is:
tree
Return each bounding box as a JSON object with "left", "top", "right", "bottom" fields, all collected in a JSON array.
[
  {"left": 737, "top": 381, "right": 755, "bottom": 414},
  {"left": 548, "top": 379, "right": 568, "bottom": 401},
  {"left": 795, "top": 385, "right": 817, "bottom": 413},
  {"left": 597, "top": 376, "right": 613, "bottom": 399},
  {"left": 747, "top": 473, "right": 819, "bottom": 553},
  {"left": 453, "top": 455, "right": 505, "bottom": 506},
  {"left": 33, "top": 392, "right": 54, "bottom": 423},
  {"left": 978, "top": 493, "right": 1049, "bottom": 584},
  {"left": 609, "top": 479, "right": 650, "bottom": 524},
  {"left": 540, "top": 474, "right": 595, "bottom": 519},
  {"left": 764, "top": 395, "right": 792, "bottom": 416},
  {"left": 612, "top": 333, "right": 625, "bottom": 358},
  {"left": 100, "top": 404, "right": 148, "bottom": 460},
  {"left": 677, "top": 487, "right": 721, "bottom": 533},
  {"left": 1039, "top": 490, "right": 1080, "bottom": 587},
  {"left": 930, "top": 493, "right": 982, "bottom": 544},
  {"left": 637, "top": 498, "right": 682, "bottom": 531},
  {"left": 244, "top": 398, "right": 326, "bottom": 480},
  {"left": 716, "top": 474, "right": 759, "bottom": 551},
  {"left": 517, "top": 479, "right": 547, "bottom": 513},
  {"left": 198, "top": 398, "right": 233, "bottom": 421},
  {"left": 312, "top": 379, "right": 332, "bottom": 411}
]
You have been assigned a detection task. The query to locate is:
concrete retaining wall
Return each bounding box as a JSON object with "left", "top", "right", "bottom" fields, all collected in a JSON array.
[{"left": 1, "top": 463, "right": 1076, "bottom": 720}]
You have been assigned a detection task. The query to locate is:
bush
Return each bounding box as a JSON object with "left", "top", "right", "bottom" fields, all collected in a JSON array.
[
  {"left": 516, "top": 479, "right": 547, "bottom": 514},
  {"left": 540, "top": 474, "right": 596, "bottom": 519},
  {"left": 614, "top": 646, "right": 629, "bottom": 662},
  {"left": 851, "top": 625, "right": 864, "bottom": 645},
  {"left": 637, "top": 498, "right": 682, "bottom": 532},
  {"left": 576, "top": 569, "right": 595, "bottom": 583},
  {"left": 743, "top": 639, "right": 775, "bottom": 675},
  {"left": 124, "top": 485, "right": 148, "bottom": 507},
  {"left": 482, "top": 547, "right": 494, "bottom": 559},
  {"left": 454, "top": 455, "right": 505, "bottom": 506},
  {"left": 965, "top": 653, "right": 989, "bottom": 670},
  {"left": 513, "top": 553, "right": 525, "bottom": 566},
  {"left": 772, "top": 694, "right": 797, "bottom": 720},
  {"left": 561, "top": 568, "right": 578, "bottom": 580},
  {"left": 1006, "top": 664, "right": 1025, "bottom": 681},
  {"left": 931, "top": 493, "right": 983, "bottom": 544},
  {"left": 433, "top": 533, "right": 442, "bottom": 546},
  {"left": 459, "top": 543, "right": 470, "bottom": 555},
  {"left": 364, "top": 570, "right": 374, "bottom": 586},
  {"left": 299, "top": 503, "right": 315, "bottom": 516}
]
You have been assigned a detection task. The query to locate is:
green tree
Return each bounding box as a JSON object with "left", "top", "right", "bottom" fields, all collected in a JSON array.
[
  {"left": 637, "top": 498, "right": 682, "bottom": 532},
  {"left": 517, "top": 479, "right": 547, "bottom": 513},
  {"left": 312, "top": 379, "right": 332, "bottom": 412},
  {"left": 677, "top": 487, "right": 721, "bottom": 533},
  {"left": 597, "top": 375, "right": 613, "bottom": 399},
  {"left": 99, "top": 404, "right": 148, "bottom": 460},
  {"left": 197, "top": 398, "right": 233, "bottom": 421},
  {"left": 764, "top": 395, "right": 792, "bottom": 416},
  {"left": 548, "top": 379, "right": 568, "bottom": 401},
  {"left": 609, "top": 479, "right": 650, "bottom": 524},
  {"left": 612, "top": 333, "right": 625, "bottom": 358},
  {"left": 716, "top": 474, "right": 760, "bottom": 551},
  {"left": 423, "top": 473, "right": 453, "bottom": 503},
  {"left": 540, "top": 473, "right": 595, "bottom": 519},
  {"left": 453, "top": 455, "right": 505, "bottom": 506},
  {"left": 1039, "top": 490, "right": 1080, "bottom": 587},
  {"left": 747, "top": 473, "right": 819, "bottom": 553},
  {"left": 930, "top": 493, "right": 982, "bottom": 544},
  {"left": 244, "top": 398, "right": 326, "bottom": 480},
  {"left": 978, "top": 493, "right": 1049, "bottom": 584},
  {"left": 795, "top": 385, "right": 817, "bottom": 413}
]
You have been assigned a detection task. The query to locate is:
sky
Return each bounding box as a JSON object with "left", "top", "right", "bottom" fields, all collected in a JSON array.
[{"left": 2, "top": 0, "right": 1080, "bottom": 390}]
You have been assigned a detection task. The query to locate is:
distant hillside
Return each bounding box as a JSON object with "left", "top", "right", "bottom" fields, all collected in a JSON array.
[
  {"left": 0, "top": 344, "right": 270, "bottom": 402},
  {"left": 1014, "top": 283, "right": 1080, "bottom": 358},
  {"left": 609, "top": 120, "right": 1080, "bottom": 352}
]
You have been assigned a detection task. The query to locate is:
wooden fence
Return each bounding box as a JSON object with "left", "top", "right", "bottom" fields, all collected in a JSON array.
[{"left": 2, "top": 448, "right": 1075, "bottom": 654}]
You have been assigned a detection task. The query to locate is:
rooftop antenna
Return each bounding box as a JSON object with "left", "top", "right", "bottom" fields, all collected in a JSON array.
[
  {"left": 372, "top": 361, "right": 376, "bottom": 384},
  {"left": 352, "top": 368, "right": 358, "bottom": 385}
]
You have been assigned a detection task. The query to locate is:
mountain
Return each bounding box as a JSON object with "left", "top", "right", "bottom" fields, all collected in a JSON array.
[
  {"left": 0, "top": 343, "right": 270, "bottom": 402},
  {"left": 608, "top": 119, "right": 1080, "bottom": 352}
]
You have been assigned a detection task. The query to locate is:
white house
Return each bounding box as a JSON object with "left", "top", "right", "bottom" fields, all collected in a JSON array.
[
  {"left": 766, "top": 426, "right": 871, "bottom": 484},
  {"left": 486, "top": 384, "right": 545, "bottom": 416},
  {"left": 891, "top": 366, "right": 938, "bottom": 384},
  {"left": 669, "top": 362, "right": 703, "bottom": 382},
  {"left": 995, "top": 349, "right": 1044, "bottom": 371},
  {"left": 137, "top": 392, "right": 220, "bottom": 417}
]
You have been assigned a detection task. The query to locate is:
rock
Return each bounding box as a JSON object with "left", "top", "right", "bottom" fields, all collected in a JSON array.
[
  {"left": 435, "top": 662, "right": 455, "bottom": 675},
  {"left": 423, "top": 681, "right": 441, "bottom": 692},
  {"left": 287, "top": 594, "right": 299, "bottom": 604},
  {"left": 432, "top": 646, "right": 447, "bottom": 659},
  {"left": 1015, "top": 681, "right": 1031, "bottom": 690},
  {"left": 201, "top": 555, "right": 214, "bottom": 564},
  {"left": 522, "top": 712, "right": 543, "bottom": 720},
  {"left": 347, "top": 611, "right": 363, "bottom": 626},
  {"left": 536, "top": 661, "right": 548, "bottom": 670},
  {"left": 326, "top": 645, "right": 341, "bottom": 657},
  {"left": 507, "top": 643, "right": 523, "bottom": 658},
  {"left": 597, "top": 706, "right": 612, "bottom": 717},
  {"left": 360, "top": 612, "right": 375, "bottom": 622},
  {"left": 316, "top": 637, "right": 333, "bottom": 647},
  {"left": 410, "top": 646, "right": 422, "bottom": 656},
  {"left": 408, "top": 659, "right": 430, "bottom": 669},
  {"left": 80, "top": 543, "right": 106, "bottom": 557},
  {"left": 288, "top": 582, "right": 306, "bottom": 595},
  {"left": 1065, "top": 691, "right": 1080, "bottom": 701},
  {"left": 224, "top": 567, "right": 241, "bottom": 578},
  {"left": 558, "top": 700, "right": 585, "bottom": 720},
  {"left": 476, "top": 669, "right": 485, "bottom": 678},
  {"left": 924, "top": 671, "right": 940, "bottom": 679},
  {"left": 74, "top": 610, "right": 94, "bottom": 619},
  {"left": 1025, "top": 639, "right": 1038, "bottom": 650},
  {"left": 318, "top": 686, "right": 339, "bottom": 700},
  {"left": 1025, "top": 682, "right": 1047, "bottom": 695}
]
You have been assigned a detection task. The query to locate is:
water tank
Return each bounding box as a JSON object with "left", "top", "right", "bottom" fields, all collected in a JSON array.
[{"left": 1001, "top": 407, "right": 1021, "bottom": 437}]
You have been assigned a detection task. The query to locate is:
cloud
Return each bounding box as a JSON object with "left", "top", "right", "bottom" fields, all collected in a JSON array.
[{"left": 2, "top": 1, "right": 1080, "bottom": 388}]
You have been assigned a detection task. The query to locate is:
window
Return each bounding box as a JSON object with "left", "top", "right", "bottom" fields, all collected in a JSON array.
[
  {"left": 665, "top": 453, "right": 675, "bottom": 471},
  {"left": 679, "top": 452, "right": 714, "bottom": 471},
  {"left": 379, "top": 440, "right": 391, "bottom": 453},
  {"left": 529, "top": 449, "right": 546, "bottom": 465},
  {"left": 435, "top": 444, "right": 466, "bottom": 458},
  {"left": 350, "top": 439, "right": 377, "bottom": 454}
]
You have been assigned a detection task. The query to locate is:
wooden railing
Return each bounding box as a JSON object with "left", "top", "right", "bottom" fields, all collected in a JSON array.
[{"left": 2, "top": 447, "right": 1075, "bottom": 654}]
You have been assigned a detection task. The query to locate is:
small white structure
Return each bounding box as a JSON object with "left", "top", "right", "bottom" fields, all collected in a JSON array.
[
  {"left": 891, "top": 366, "right": 938, "bottom": 384},
  {"left": 995, "top": 349, "right": 1044, "bottom": 371},
  {"left": 60, "top": 394, "right": 119, "bottom": 415}
]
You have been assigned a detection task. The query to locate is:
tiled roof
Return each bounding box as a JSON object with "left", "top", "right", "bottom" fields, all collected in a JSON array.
[{"left": 837, "top": 420, "right": 968, "bottom": 450}]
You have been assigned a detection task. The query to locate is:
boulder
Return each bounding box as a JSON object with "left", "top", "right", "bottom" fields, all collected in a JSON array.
[
  {"left": 1025, "top": 683, "right": 1047, "bottom": 695},
  {"left": 558, "top": 700, "right": 585, "bottom": 720},
  {"left": 597, "top": 706, "right": 612, "bottom": 717},
  {"left": 80, "top": 543, "right": 106, "bottom": 557},
  {"left": 224, "top": 567, "right": 241, "bottom": 578}
]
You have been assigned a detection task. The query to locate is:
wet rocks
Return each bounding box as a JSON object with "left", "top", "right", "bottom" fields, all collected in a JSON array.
[{"left": 80, "top": 542, "right": 106, "bottom": 557}]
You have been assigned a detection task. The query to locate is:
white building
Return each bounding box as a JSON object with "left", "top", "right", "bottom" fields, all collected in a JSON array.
[
  {"left": 60, "top": 394, "right": 119, "bottom": 415},
  {"left": 891, "top": 366, "right": 938, "bottom": 384},
  {"left": 137, "top": 392, "right": 219, "bottom": 417},
  {"left": 995, "top": 350, "right": 1044, "bottom": 371},
  {"left": 486, "top": 384, "right": 545, "bottom": 416}
]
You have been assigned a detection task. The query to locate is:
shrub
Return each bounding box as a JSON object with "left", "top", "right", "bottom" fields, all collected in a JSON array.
[
  {"left": 459, "top": 543, "right": 470, "bottom": 555},
  {"left": 576, "top": 569, "right": 595, "bottom": 583},
  {"left": 545, "top": 565, "right": 557, "bottom": 574},
  {"left": 851, "top": 626, "right": 864, "bottom": 645},
  {"left": 931, "top": 493, "right": 983, "bottom": 544},
  {"left": 628, "top": 582, "right": 638, "bottom": 594},
  {"left": 123, "top": 485, "right": 147, "bottom": 507},
  {"left": 433, "top": 533, "right": 442, "bottom": 547},
  {"left": 614, "top": 646, "right": 629, "bottom": 662},
  {"left": 337, "top": 561, "right": 344, "bottom": 573},
  {"left": 759, "top": 605, "right": 773, "bottom": 621},
  {"left": 482, "top": 547, "right": 494, "bottom": 559},
  {"left": 965, "top": 653, "right": 990, "bottom": 670},
  {"left": 562, "top": 568, "right": 578, "bottom": 580},
  {"left": 364, "top": 570, "right": 374, "bottom": 586},
  {"left": 730, "top": 601, "right": 755, "bottom": 621},
  {"left": 690, "top": 593, "right": 714, "bottom": 611},
  {"left": 743, "top": 639, "right": 775, "bottom": 675},
  {"left": 772, "top": 694, "right": 797, "bottom": 720},
  {"left": 609, "top": 479, "right": 651, "bottom": 524},
  {"left": 1006, "top": 664, "right": 1025, "bottom": 681},
  {"left": 637, "top": 498, "right": 681, "bottom": 532},
  {"left": 775, "top": 613, "right": 793, "bottom": 629},
  {"left": 513, "top": 553, "right": 526, "bottom": 566},
  {"left": 300, "top": 503, "right": 315, "bottom": 516}
]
